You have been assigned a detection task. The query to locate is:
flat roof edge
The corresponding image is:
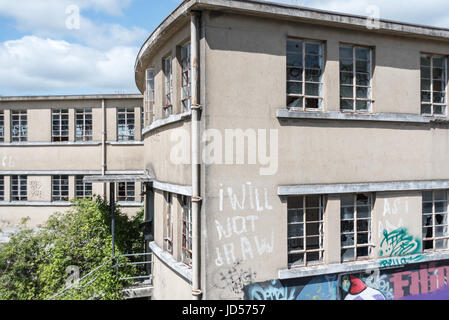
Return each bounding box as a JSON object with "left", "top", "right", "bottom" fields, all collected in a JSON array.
[{"left": 0, "top": 94, "right": 143, "bottom": 102}]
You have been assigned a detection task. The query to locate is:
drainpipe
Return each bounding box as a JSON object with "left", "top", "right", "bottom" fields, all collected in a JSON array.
[
  {"left": 191, "top": 11, "right": 202, "bottom": 301},
  {"left": 102, "top": 99, "right": 107, "bottom": 197}
]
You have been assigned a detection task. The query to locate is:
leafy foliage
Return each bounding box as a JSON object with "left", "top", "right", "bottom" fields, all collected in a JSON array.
[{"left": 0, "top": 197, "right": 144, "bottom": 300}]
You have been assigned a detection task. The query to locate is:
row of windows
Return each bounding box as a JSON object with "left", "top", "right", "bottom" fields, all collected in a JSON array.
[
  {"left": 163, "top": 191, "right": 192, "bottom": 266},
  {"left": 286, "top": 39, "right": 447, "bottom": 116},
  {"left": 0, "top": 176, "right": 143, "bottom": 203},
  {"left": 145, "top": 42, "right": 192, "bottom": 122},
  {"left": 0, "top": 108, "right": 138, "bottom": 142},
  {"left": 287, "top": 191, "right": 449, "bottom": 268}
]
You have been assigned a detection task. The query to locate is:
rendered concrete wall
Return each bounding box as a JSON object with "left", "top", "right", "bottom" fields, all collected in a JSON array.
[{"left": 151, "top": 256, "right": 192, "bottom": 300}]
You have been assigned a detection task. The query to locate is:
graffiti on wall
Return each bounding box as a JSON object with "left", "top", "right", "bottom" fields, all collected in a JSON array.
[
  {"left": 378, "top": 227, "right": 423, "bottom": 267},
  {"left": 211, "top": 260, "right": 257, "bottom": 299},
  {"left": 243, "top": 260, "right": 449, "bottom": 300},
  {"left": 214, "top": 183, "right": 275, "bottom": 267}
]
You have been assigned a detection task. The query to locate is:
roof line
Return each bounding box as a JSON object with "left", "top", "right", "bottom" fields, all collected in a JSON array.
[{"left": 0, "top": 94, "right": 143, "bottom": 102}]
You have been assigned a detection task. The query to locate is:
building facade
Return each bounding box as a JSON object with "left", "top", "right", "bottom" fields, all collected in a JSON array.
[
  {"left": 0, "top": 94, "right": 144, "bottom": 241},
  {"left": 135, "top": 0, "right": 449, "bottom": 300}
]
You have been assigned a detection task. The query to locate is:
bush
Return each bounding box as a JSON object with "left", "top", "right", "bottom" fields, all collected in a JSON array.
[{"left": 0, "top": 196, "right": 144, "bottom": 300}]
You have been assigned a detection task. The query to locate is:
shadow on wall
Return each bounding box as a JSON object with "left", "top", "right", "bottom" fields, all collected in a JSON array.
[{"left": 243, "top": 259, "right": 449, "bottom": 300}]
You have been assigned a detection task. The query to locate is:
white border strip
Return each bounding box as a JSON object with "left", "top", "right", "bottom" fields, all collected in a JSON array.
[
  {"left": 0, "top": 170, "right": 145, "bottom": 176},
  {"left": 278, "top": 180, "right": 449, "bottom": 196}
]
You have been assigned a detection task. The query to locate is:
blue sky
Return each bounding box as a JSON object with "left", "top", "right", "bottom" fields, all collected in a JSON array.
[{"left": 0, "top": 0, "right": 448, "bottom": 96}]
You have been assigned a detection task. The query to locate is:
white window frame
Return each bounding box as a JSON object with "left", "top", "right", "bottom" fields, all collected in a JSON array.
[
  {"left": 75, "top": 108, "right": 93, "bottom": 142},
  {"left": 75, "top": 175, "right": 92, "bottom": 199},
  {"left": 422, "top": 190, "right": 449, "bottom": 252},
  {"left": 340, "top": 193, "right": 374, "bottom": 262},
  {"left": 52, "top": 109, "right": 69, "bottom": 142},
  {"left": 117, "top": 181, "right": 135, "bottom": 202},
  {"left": 0, "top": 110, "right": 4, "bottom": 142},
  {"left": 421, "top": 54, "right": 448, "bottom": 117},
  {"left": 145, "top": 68, "right": 155, "bottom": 126},
  {"left": 181, "top": 195, "right": 192, "bottom": 266},
  {"left": 11, "top": 175, "right": 27, "bottom": 201},
  {"left": 286, "top": 39, "right": 324, "bottom": 111},
  {"left": 11, "top": 110, "right": 27, "bottom": 142},
  {"left": 52, "top": 175, "right": 69, "bottom": 202},
  {"left": 164, "top": 192, "right": 173, "bottom": 254},
  {"left": 117, "top": 108, "right": 135, "bottom": 141},
  {"left": 181, "top": 43, "right": 192, "bottom": 113},
  {"left": 287, "top": 195, "right": 325, "bottom": 268},
  {"left": 339, "top": 44, "right": 373, "bottom": 112},
  {"left": 163, "top": 56, "right": 173, "bottom": 117},
  {"left": 0, "top": 176, "right": 4, "bottom": 201}
]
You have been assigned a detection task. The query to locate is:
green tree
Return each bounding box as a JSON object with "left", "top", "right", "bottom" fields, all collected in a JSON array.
[{"left": 0, "top": 196, "right": 145, "bottom": 300}]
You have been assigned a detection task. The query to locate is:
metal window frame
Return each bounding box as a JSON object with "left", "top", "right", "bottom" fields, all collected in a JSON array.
[
  {"left": 340, "top": 193, "right": 374, "bottom": 262},
  {"left": 163, "top": 56, "right": 173, "bottom": 117},
  {"left": 339, "top": 44, "right": 373, "bottom": 113},
  {"left": 11, "top": 110, "right": 27, "bottom": 142},
  {"left": 286, "top": 38, "right": 324, "bottom": 111},
  {"left": 181, "top": 42, "right": 192, "bottom": 113},
  {"left": 145, "top": 68, "right": 155, "bottom": 126},
  {"left": 420, "top": 54, "right": 448, "bottom": 117},
  {"left": 75, "top": 175, "right": 92, "bottom": 198},
  {"left": 117, "top": 108, "right": 135, "bottom": 141},
  {"left": 422, "top": 190, "right": 449, "bottom": 252},
  {"left": 0, "top": 176, "right": 4, "bottom": 201},
  {"left": 52, "top": 175, "right": 69, "bottom": 202},
  {"left": 117, "top": 181, "right": 135, "bottom": 202},
  {"left": 51, "top": 109, "right": 69, "bottom": 142},
  {"left": 0, "top": 110, "right": 4, "bottom": 142},
  {"left": 163, "top": 191, "right": 173, "bottom": 254},
  {"left": 287, "top": 195, "right": 325, "bottom": 268},
  {"left": 75, "top": 108, "right": 93, "bottom": 142},
  {"left": 11, "top": 175, "right": 27, "bottom": 201},
  {"left": 181, "top": 195, "right": 192, "bottom": 266}
]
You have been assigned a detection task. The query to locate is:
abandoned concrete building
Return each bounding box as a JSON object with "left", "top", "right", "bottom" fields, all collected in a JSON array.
[
  {"left": 0, "top": 94, "right": 144, "bottom": 241},
  {"left": 133, "top": 0, "right": 449, "bottom": 300},
  {"left": 3, "top": 0, "right": 449, "bottom": 301}
]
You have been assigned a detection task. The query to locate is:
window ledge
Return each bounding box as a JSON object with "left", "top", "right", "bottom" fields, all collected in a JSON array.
[
  {"left": 0, "top": 141, "right": 102, "bottom": 147},
  {"left": 0, "top": 201, "right": 72, "bottom": 207},
  {"left": 279, "top": 251, "right": 449, "bottom": 280},
  {"left": 142, "top": 110, "right": 192, "bottom": 135},
  {"left": 116, "top": 201, "right": 144, "bottom": 207},
  {"left": 106, "top": 141, "right": 144, "bottom": 146},
  {"left": 149, "top": 241, "right": 192, "bottom": 283},
  {"left": 277, "top": 109, "right": 448, "bottom": 123}
]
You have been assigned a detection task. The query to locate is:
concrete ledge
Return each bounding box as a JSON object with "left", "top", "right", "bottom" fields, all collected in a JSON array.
[
  {"left": 142, "top": 111, "right": 191, "bottom": 135},
  {"left": 0, "top": 201, "right": 72, "bottom": 207},
  {"left": 279, "top": 251, "right": 449, "bottom": 280},
  {"left": 0, "top": 170, "right": 145, "bottom": 176},
  {"left": 278, "top": 180, "right": 449, "bottom": 196},
  {"left": 153, "top": 180, "right": 192, "bottom": 196},
  {"left": 276, "top": 109, "right": 442, "bottom": 123},
  {"left": 149, "top": 241, "right": 192, "bottom": 283},
  {"left": 0, "top": 141, "right": 102, "bottom": 147},
  {"left": 106, "top": 141, "right": 144, "bottom": 146},
  {"left": 117, "top": 202, "right": 144, "bottom": 207},
  {"left": 0, "top": 94, "right": 142, "bottom": 101}
]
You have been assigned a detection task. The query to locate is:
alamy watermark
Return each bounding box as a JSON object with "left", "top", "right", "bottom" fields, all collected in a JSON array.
[
  {"left": 65, "top": 4, "right": 80, "bottom": 30},
  {"left": 170, "top": 126, "right": 279, "bottom": 176}
]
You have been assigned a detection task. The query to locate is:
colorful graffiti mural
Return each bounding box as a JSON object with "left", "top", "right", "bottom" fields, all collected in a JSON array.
[{"left": 243, "top": 259, "right": 449, "bottom": 300}]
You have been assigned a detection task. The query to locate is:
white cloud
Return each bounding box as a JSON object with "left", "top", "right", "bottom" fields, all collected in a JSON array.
[
  {"left": 0, "top": 0, "right": 147, "bottom": 49},
  {"left": 273, "top": 0, "right": 449, "bottom": 28},
  {"left": 0, "top": 36, "right": 139, "bottom": 95}
]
